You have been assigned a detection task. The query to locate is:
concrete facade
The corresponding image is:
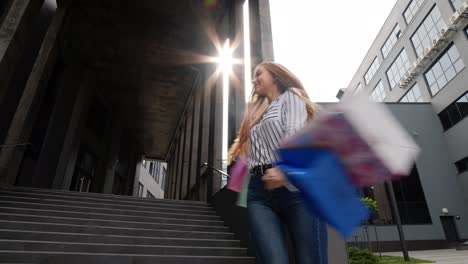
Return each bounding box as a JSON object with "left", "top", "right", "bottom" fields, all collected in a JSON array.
[
  {"left": 0, "top": 1, "right": 349, "bottom": 262},
  {"left": 350, "top": 104, "right": 468, "bottom": 250},
  {"left": 0, "top": 0, "right": 279, "bottom": 202},
  {"left": 134, "top": 161, "right": 166, "bottom": 199},
  {"left": 340, "top": 0, "right": 468, "bottom": 250},
  {"left": 0, "top": 0, "right": 253, "bottom": 198}
]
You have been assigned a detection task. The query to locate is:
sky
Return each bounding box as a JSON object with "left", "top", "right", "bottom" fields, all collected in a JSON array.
[{"left": 269, "top": 0, "right": 397, "bottom": 102}]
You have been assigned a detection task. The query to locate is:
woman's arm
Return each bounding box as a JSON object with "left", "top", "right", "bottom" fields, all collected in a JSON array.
[{"left": 282, "top": 89, "right": 308, "bottom": 137}]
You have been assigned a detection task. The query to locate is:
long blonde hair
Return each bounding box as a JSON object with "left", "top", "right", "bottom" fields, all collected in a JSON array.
[{"left": 227, "top": 62, "right": 318, "bottom": 164}]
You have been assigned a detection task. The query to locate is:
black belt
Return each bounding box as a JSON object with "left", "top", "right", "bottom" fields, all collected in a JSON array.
[{"left": 250, "top": 164, "right": 274, "bottom": 175}]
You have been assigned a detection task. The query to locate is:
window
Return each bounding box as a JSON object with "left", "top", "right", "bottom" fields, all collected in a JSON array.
[
  {"left": 150, "top": 162, "right": 160, "bottom": 182},
  {"left": 381, "top": 24, "right": 402, "bottom": 58},
  {"left": 142, "top": 160, "right": 147, "bottom": 168},
  {"left": 392, "top": 167, "right": 432, "bottom": 224},
  {"left": 451, "top": 0, "right": 464, "bottom": 10},
  {"left": 411, "top": 6, "right": 447, "bottom": 58},
  {"left": 353, "top": 83, "right": 363, "bottom": 95},
  {"left": 386, "top": 49, "right": 411, "bottom": 89},
  {"left": 156, "top": 162, "right": 160, "bottom": 176},
  {"left": 161, "top": 168, "right": 167, "bottom": 188},
  {"left": 370, "top": 81, "right": 386, "bottom": 102},
  {"left": 138, "top": 182, "right": 144, "bottom": 197},
  {"left": 155, "top": 165, "right": 160, "bottom": 183},
  {"left": 400, "top": 84, "right": 424, "bottom": 102},
  {"left": 425, "top": 45, "right": 464, "bottom": 96},
  {"left": 364, "top": 57, "right": 380, "bottom": 85},
  {"left": 362, "top": 167, "right": 431, "bottom": 225},
  {"left": 149, "top": 162, "right": 154, "bottom": 175},
  {"left": 455, "top": 156, "right": 468, "bottom": 174},
  {"left": 438, "top": 92, "right": 468, "bottom": 130},
  {"left": 362, "top": 185, "right": 394, "bottom": 225},
  {"left": 404, "top": 0, "right": 425, "bottom": 24},
  {"left": 147, "top": 191, "right": 155, "bottom": 199}
]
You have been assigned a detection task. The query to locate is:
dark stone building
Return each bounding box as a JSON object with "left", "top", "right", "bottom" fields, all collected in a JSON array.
[
  {"left": 0, "top": 0, "right": 276, "bottom": 196},
  {"left": 0, "top": 1, "right": 350, "bottom": 262}
]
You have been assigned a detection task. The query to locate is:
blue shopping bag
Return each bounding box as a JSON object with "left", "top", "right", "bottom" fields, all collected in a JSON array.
[{"left": 276, "top": 148, "right": 370, "bottom": 237}]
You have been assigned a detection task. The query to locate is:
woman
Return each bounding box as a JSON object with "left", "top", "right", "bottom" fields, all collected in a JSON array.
[{"left": 228, "top": 62, "right": 327, "bottom": 264}]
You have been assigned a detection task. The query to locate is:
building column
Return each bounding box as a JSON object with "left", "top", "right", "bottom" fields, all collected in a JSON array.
[
  {"left": 198, "top": 68, "right": 212, "bottom": 201},
  {"left": 0, "top": 8, "right": 66, "bottom": 187},
  {"left": 52, "top": 70, "right": 93, "bottom": 190},
  {"left": 169, "top": 153, "right": 177, "bottom": 199},
  {"left": 229, "top": 0, "right": 246, "bottom": 154},
  {"left": 163, "top": 155, "right": 173, "bottom": 198},
  {"left": 0, "top": 0, "right": 44, "bottom": 105},
  {"left": 181, "top": 107, "right": 193, "bottom": 199},
  {"left": 172, "top": 138, "right": 181, "bottom": 199},
  {"left": 176, "top": 124, "right": 185, "bottom": 200},
  {"left": 126, "top": 139, "right": 140, "bottom": 196},
  {"left": 249, "top": 0, "right": 274, "bottom": 65},
  {"left": 31, "top": 63, "right": 83, "bottom": 188},
  {"left": 102, "top": 119, "right": 123, "bottom": 194},
  {"left": 187, "top": 94, "right": 198, "bottom": 197},
  {"left": 196, "top": 72, "right": 207, "bottom": 183}
]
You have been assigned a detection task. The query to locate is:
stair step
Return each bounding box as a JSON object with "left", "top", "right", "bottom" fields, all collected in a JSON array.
[
  {"left": 0, "top": 201, "right": 220, "bottom": 221},
  {"left": 0, "top": 213, "right": 229, "bottom": 232},
  {"left": 2, "top": 186, "right": 209, "bottom": 206},
  {"left": 0, "top": 190, "right": 214, "bottom": 212},
  {"left": 0, "top": 187, "right": 251, "bottom": 263},
  {"left": 0, "top": 192, "right": 217, "bottom": 215},
  {"left": 0, "top": 240, "right": 248, "bottom": 256},
  {"left": 456, "top": 243, "right": 468, "bottom": 250},
  {"left": 0, "top": 220, "right": 235, "bottom": 239},
  {"left": 0, "top": 229, "right": 241, "bottom": 247},
  {"left": 0, "top": 252, "right": 255, "bottom": 264},
  {"left": 0, "top": 206, "right": 223, "bottom": 226}
]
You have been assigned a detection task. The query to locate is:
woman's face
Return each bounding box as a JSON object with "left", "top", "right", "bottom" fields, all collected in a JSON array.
[{"left": 253, "top": 66, "right": 277, "bottom": 97}]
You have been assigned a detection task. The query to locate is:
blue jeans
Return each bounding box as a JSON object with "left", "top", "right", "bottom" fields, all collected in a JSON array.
[{"left": 247, "top": 171, "right": 328, "bottom": 264}]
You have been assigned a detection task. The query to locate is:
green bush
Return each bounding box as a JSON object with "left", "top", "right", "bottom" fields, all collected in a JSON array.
[{"left": 348, "top": 247, "right": 379, "bottom": 264}]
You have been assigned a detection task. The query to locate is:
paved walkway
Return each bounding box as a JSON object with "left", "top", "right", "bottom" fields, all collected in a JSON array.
[{"left": 384, "top": 249, "right": 468, "bottom": 264}]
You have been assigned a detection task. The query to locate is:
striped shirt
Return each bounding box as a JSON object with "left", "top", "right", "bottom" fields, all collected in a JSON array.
[{"left": 249, "top": 89, "right": 308, "bottom": 169}]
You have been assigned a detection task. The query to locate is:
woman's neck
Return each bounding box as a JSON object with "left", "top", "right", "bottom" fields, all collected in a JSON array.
[{"left": 267, "top": 87, "right": 282, "bottom": 102}]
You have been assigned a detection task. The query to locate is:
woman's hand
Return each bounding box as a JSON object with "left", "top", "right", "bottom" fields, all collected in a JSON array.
[{"left": 262, "top": 167, "right": 287, "bottom": 190}]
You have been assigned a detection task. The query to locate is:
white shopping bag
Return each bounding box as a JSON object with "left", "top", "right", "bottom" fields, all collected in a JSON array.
[{"left": 338, "top": 93, "right": 420, "bottom": 176}]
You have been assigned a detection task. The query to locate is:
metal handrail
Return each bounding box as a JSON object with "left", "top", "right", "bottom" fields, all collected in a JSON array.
[{"left": 201, "top": 162, "right": 229, "bottom": 177}]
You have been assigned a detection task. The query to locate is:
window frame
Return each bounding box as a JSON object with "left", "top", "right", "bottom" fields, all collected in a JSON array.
[
  {"left": 399, "top": 83, "right": 424, "bottom": 103},
  {"left": 353, "top": 83, "right": 363, "bottom": 95},
  {"left": 450, "top": 0, "right": 464, "bottom": 11},
  {"left": 423, "top": 43, "right": 465, "bottom": 97},
  {"left": 370, "top": 80, "right": 387, "bottom": 103},
  {"left": 438, "top": 91, "right": 468, "bottom": 131},
  {"left": 386, "top": 49, "right": 411, "bottom": 90},
  {"left": 403, "top": 0, "right": 425, "bottom": 25},
  {"left": 364, "top": 57, "right": 381, "bottom": 85},
  {"left": 455, "top": 156, "right": 468, "bottom": 174},
  {"left": 381, "top": 24, "right": 402, "bottom": 58},
  {"left": 410, "top": 4, "right": 446, "bottom": 58}
]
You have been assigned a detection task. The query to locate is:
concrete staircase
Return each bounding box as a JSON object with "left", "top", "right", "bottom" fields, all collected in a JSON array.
[{"left": 0, "top": 186, "right": 255, "bottom": 264}]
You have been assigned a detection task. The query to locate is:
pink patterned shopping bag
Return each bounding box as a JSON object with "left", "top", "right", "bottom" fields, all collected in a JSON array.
[
  {"left": 227, "top": 155, "right": 248, "bottom": 192},
  {"left": 280, "top": 95, "right": 419, "bottom": 186}
]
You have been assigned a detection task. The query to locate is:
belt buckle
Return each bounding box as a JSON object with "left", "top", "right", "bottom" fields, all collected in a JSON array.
[{"left": 260, "top": 164, "right": 271, "bottom": 175}]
